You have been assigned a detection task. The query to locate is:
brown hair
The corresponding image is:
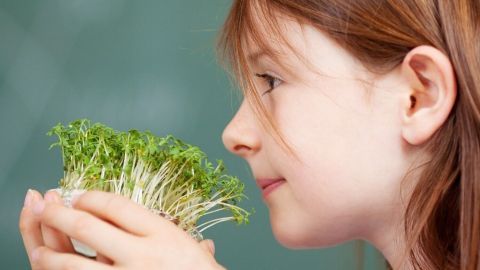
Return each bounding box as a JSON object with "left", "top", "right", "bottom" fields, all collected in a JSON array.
[{"left": 216, "top": 0, "right": 480, "bottom": 269}]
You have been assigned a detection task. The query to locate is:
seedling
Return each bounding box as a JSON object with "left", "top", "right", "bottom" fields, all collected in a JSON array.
[{"left": 47, "top": 119, "right": 251, "bottom": 253}]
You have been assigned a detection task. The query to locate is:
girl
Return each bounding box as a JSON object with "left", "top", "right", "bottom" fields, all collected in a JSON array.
[{"left": 19, "top": 0, "right": 480, "bottom": 269}]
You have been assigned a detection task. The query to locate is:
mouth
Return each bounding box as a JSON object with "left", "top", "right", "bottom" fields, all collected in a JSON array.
[{"left": 256, "top": 178, "right": 286, "bottom": 198}]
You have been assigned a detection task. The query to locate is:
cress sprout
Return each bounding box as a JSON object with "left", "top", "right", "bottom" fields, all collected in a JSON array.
[{"left": 47, "top": 119, "right": 251, "bottom": 240}]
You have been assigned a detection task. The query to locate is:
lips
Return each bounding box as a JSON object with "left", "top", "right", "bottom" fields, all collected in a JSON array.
[{"left": 256, "top": 178, "right": 286, "bottom": 198}]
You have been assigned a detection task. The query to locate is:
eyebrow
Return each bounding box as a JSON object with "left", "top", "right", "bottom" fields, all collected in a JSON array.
[{"left": 247, "top": 49, "right": 296, "bottom": 76}]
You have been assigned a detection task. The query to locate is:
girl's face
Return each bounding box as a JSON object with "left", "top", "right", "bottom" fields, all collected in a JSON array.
[{"left": 222, "top": 20, "right": 417, "bottom": 249}]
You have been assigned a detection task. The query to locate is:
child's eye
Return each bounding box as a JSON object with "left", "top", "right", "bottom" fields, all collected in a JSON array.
[{"left": 254, "top": 73, "right": 283, "bottom": 96}]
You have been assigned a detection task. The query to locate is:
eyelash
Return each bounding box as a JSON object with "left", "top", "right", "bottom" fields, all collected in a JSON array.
[{"left": 254, "top": 73, "right": 283, "bottom": 96}]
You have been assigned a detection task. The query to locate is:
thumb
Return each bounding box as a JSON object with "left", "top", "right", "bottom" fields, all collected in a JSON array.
[{"left": 199, "top": 239, "right": 215, "bottom": 256}]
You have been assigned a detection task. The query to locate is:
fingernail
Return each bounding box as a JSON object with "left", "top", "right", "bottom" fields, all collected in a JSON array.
[
  {"left": 24, "top": 189, "right": 33, "bottom": 208},
  {"left": 33, "top": 200, "right": 45, "bottom": 215},
  {"left": 31, "top": 247, "right": 40, "bottom": 262}
]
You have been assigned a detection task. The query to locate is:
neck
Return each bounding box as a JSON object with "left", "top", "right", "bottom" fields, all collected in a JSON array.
[
  {"left": 370, "top": 220, "right": 413, "bottom": 270},
  {"left": 364, "top": 181, "right": 420, "bottom": 270},
  {"left": 369, "top": 150, "right": 428, "bottom": 269}
]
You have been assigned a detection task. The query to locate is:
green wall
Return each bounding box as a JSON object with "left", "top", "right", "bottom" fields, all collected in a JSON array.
[{"left": 0, "top": 1, "right": 386, "bottom": 269}]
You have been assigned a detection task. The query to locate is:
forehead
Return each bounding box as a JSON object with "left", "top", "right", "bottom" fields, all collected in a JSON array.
[
  {"left": 243, "top": 11, "right": 306, "bottom": 64},
  {"left": 244, "top": 14, "right": 359, "bottom": 80}
]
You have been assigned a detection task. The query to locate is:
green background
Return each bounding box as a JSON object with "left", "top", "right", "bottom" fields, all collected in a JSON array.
[{"left": 0, "top": 1, "right": 386, "bottom": 269}]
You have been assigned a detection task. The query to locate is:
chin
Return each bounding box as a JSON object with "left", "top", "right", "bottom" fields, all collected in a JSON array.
[
  {"left": 269, "top": 211, "right": 352, "bottom": 249},
  {"left": 272, "top": 228, "right": 311, "bottom": 249},
  {"left": 269, "top": 213, "right": 318, "bottom": 249},
  {"left": 272, "top": 224, "right": 352, "bottom": 249}
]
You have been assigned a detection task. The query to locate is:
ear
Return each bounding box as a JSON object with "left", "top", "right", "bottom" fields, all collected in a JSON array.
[{"left": 400, "top": 45, "right": 457, "bottom": 146}]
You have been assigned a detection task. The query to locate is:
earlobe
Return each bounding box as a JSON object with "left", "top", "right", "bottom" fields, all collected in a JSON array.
[{"left": 400, "top": 45, "right": 457, "bottom": 146}]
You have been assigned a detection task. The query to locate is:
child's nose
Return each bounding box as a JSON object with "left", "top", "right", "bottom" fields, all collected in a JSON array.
[{"left": 222, "top": 101, "right": 261, "bottom": 159}]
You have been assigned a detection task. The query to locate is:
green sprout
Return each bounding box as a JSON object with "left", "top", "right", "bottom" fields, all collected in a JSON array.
[{"left": 47, "top": 119, "right": 251, "bottom": 240}]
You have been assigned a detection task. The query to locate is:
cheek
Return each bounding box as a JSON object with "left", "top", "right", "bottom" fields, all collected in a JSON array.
[
  {"left": 265, "top": 134, "right": 371, "bottom": 248},
  {"left": 276, "top": 82, "right": 402, "bottom": 199},
  {"left": 277, "top": 83, "right": 375, "bottom": 199},
  {"left": 266, "top": 180, "right": 366, "bottom": 249},
  {"left": 266, "top": 84, "right": 404, "bottom": 247}
]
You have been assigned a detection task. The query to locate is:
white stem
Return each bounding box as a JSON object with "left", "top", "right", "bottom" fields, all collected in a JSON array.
[{"left": 197, "top": 217, "right": 234, "bottom": 233}]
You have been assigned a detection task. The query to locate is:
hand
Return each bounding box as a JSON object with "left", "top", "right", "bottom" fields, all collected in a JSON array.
[
  {"left": 20, "top": 189, "right": 115, "bottom": 267},
  {"left": 25, "top": 190, "right": 224, "bottom": 270},
  {"left": 19, "top": 189, "right": 77, "bottom": 269}
]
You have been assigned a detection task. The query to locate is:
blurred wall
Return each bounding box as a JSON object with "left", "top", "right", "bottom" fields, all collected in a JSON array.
[{"left": 0, "top": 1, "right": 386, "bottom": 269}]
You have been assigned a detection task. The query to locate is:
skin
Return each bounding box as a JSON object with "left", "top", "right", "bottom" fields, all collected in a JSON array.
[
  {"left": 19, "top": 190, "right": 222, "bottom": 270},
  {"left": 221, "top": 19, "right": 456, "bottom": 270},
  {"left": 19, "top": 15, "right": 456, "bottom": 270}
]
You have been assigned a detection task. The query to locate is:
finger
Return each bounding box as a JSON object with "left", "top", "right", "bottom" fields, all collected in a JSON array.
[
  {"left": 32, "top": 246, "right": 114, "bottom": 270},
  {"left": 41, "top": 190, "right": 74, "bottom": 253},
  {"left": 200, "top": 239, "right": 215, "bottom": 256},
  {"left": 73, "top": 191, "right": 177, "bottom": 236},
  {"left": 96, "top": 253, "right": 113, "bottom": 265},
  {"left": 19, "top": 189, "right": 44, "bottom": 266},
  {"left": 41, "top": 224, "right": 74, "bottom": 252},
  {"left": 35, "top": 201, "right": 138, "bottom": 262}
]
